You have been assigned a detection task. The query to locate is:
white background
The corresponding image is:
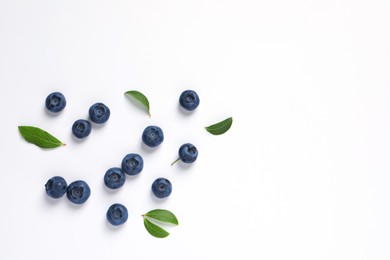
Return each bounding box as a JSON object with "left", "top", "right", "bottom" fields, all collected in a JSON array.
[{"left": 1, "top": 0, "right": 390, "bottom": 259}]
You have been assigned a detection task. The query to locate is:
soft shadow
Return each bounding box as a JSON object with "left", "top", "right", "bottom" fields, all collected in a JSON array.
[
  {"left": 105, "top": 218, "right": 125, "bottom": 231},
  {"left": 177, "top": 103, "right": 195, "bottom": 116},
  {"left": 140, "top": 141, "right": 158, "bottom": 154},
  {"left": 126, "top": 174, "right": 141, "bottom": 181},
  {"left": 177, "top": 161, "right": 193, "bottom": 169},
  {"left": 65, "top": 199, "right": 86, "bottom": 209},
  {"left": 69, "top": 131, "right": 89, "bottom": 144},
  {"left": 90, "top": 121, "right": 106, "bottom": 129},
  {"left": 171, "top": 159, "right": 192, "bottom": 169},
  {"left": 102, "top": 180, "right": 121, "bottom": 194},
  {"left": 43, "top": 105, "right": 64, "bottom": 118},
  {"left": 43, "top": 191, "right": 63, "bottom": 205},
  {"left": 150, "top": 191, "right": 171, "bottom": 203}
]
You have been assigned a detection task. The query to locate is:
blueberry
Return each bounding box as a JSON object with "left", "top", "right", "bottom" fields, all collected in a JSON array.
[
  {"left": 121, "top": 153, "right": 144, "bottom": 176},
  {"left": 151, "top": 178, "right": 172, "bottom": 199},
  {"left": 171, "top": 143, "right": 198, "bottom": 165},
  {"left": 89, "top": 102, "right": 110, "bottom": 124},
  {"left": 142, "top": 125, "right": 164, "bottom": 147},
  {"left": 72, "top": 119, "right": 91, "bottom": 139},
  {"left": 106, "top": 203, "right": 128, "bottom": 226},
  {"left": 66, "top": 180, "right": 91, "bottom": 204},
  {"left": 45, "top": 176, "right": 67, "bottom": 199},
  {"left": 179, "top": 90, "right": 199, "bottom": 111},
  {"left": 104, "top": 167, "right": 126, "bottom": 189},
  {"left": 45, "top": 92, "right": 66, "bottom": 113},
  {"left": 179, "top": 143, "right": 198, "bottom": 163}
]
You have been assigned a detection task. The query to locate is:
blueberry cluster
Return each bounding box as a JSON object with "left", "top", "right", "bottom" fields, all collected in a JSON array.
[
  {"left": 103, "top": 126, "right": 173, "bottom": 202},
  {"left": 72, "top": 102, "right": 110, "bottom": 139},
  {"left": 45, "top": 176, "right": 91, "bottom": 205},
  {"left": 45, "top": 91, "right": 111, "bottom": 139},
  {"left": 44, "top": 89, "right": 200, "bottom": 227},
  {"left": 103, "top": 153, "right": 144, "bottom": 190}
]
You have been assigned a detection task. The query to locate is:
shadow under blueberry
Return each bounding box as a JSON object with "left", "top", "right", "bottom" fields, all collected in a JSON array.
[
  {"left": 105, "top": 218, "right": 125, "bottom": 231},
  {"left": 65, "top": 198, "right": 87, "bottom": 209},
  {"left": 125, "top": 174, "right": 141, "bottom": 181},
  {"left": 90, "top": 121, "right": 107, "bottom": 129},
  {"left": 102, "top": 180, "right": 121, "bottom": 194},
  {"left": 43, "top": 105, "right": 64, "bottom": 118},
  {"left": 140, "top": 141, "right": 159, "bottom": 154},
  {"left": 43, "top": 191, "right": 63, "bottom": 206},
  {"left": 177, "top": 103, "right": 197, "bottom": 117},
  {"left": 149, "top": 190, "right": 171, "bottom": 204},
  {"left": 70, "top": 131, "right": 89, "bottom": 144},
  {"left": 176, "top": 160, "right": 193, "bottom": 170}
]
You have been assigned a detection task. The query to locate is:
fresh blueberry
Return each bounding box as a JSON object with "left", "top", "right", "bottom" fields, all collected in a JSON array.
[
  {"left": 171, "top": 143, "right": 198, "bottom": 165},
  {"left": 72, "top": 119, "right": 91, "bottom": 139},
  {"left": 106, "top": 203, "right": 128, "bottom": 226},
  {"left": 66, "top": 180, "right": 91, "bottom": 204},
  {"left": 104, "top": 167, "right": 126, "bottom": 189},
  {"left": 151, "top": 178, "right": 172, "bottom": 199},
  {"left": 179, "top": 90, "right": 199, "bottom": 111},
  {"left": 45, "top": 176, "right": 67, "bottom": 199},
  {"left": 45, "top": 92, "right": 66, "bottom": 113},
  {"left": 89, "top": 102, "right": 110, "bottom": 124},
  {"left": 142, "top": 125, "right": 164, "bottom": 147},
  {"left": 121, "top": 153, "right": 144, "bottom": 176},
  {"left": 179, "top": 143, "right": 198, "bottom": 163}
]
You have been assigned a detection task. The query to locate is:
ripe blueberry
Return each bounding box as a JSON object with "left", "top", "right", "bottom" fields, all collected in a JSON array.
[
  {"left": 104, "top": 167, "right": 126, "bottom": 189},
  {"left": 106, "top": 203, "right": 128, "bottom": 226},
  {"left": 45, "top": 92, "right": 66, "bottom": 113},
  {"left": 121, "top": 153, "right": 144, "bottom": 176},
  {"left": 89, "top": 102, "right": 110, "bottom": 124},
  {"left": 45, "top": 176, "right": 67, "bottom": 199},
  {"left": 171, "top": 143, "right": 198, "bottom": 165},
  {"left": 142, "top": 125, "right": 164, "bottom": 147},
  {"left": 66, "top": 180, "right": 91, "bottom": 204},
  {"left": 151, "top": 178, "right": 172, "bottom": 199},
  {"left": 179, "top": 90, "right": 199, "bottom": 111},
  {"left": 72, "top": 119, "right": 91, "bottom": 139},
  {"left": 179, "top": 143, "right": 198, "bottom": 163}
]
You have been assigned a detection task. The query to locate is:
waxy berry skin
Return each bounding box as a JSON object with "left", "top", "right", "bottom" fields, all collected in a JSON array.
[
  {"left": 45, "top": 92, "right": 66, "bottom": 113},
  {"left": 179, "top": 90, "right": 199, "bottom": 111},
  {"left": 45, "top": 176, "right": 67, "bottom": 199},
  {"left": 66, "top": 180, "right": 91, "bottom": 204},
  {"left": 106, "top": 203, "right": 128, "bottom": 226},
  {"left": 151, "top": 178, "right": 172, "bottom": 199},
  {"left": 142, "top": 125, "right": 164, "bottom": 148}
]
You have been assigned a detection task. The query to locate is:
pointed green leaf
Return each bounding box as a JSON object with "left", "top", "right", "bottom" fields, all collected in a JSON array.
[
  {"left": 143, "top": 218, "right": 170, "bottom": 238},
  {"left": 205, "top": 117, "right": 233, "bottom": 135},
  {"left": 124, "top": 90, "right": 151, "bottom": 116},
  {"left": 144, "top": 209, "right": 179, "bottom": 225},
  {"left": 18, "top": 126, "right": 65, "bottom": 148}
]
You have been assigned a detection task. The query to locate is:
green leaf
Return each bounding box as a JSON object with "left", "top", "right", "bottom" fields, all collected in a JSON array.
[
  {"left": 18, "top": 126, "right": 65, "bottom": 148},
  {"left": 124, "top": 90, "right": 151, "bottom": 116},
  {"left": 143, "top": 218, "right": 170, "bottom": 238},
  {"left": 144, "top": 209, "right": 179, "bottom": 225},
  {"left": 205, "top": 117, "right": 233, "bottom": 135}
]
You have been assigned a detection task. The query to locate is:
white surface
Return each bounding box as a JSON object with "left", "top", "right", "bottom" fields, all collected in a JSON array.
[{"left": 1, "top": 0, "right": 390, "bottom": 259}]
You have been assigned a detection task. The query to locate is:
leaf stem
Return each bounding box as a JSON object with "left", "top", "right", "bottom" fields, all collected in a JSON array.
[{"left": 171, "top": 158, "right": 180, "bottom": 166}]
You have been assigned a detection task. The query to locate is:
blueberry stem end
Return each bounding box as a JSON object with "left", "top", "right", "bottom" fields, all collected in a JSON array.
[{"left": 171, "top": 158, "right": 180, "bottom": 166}]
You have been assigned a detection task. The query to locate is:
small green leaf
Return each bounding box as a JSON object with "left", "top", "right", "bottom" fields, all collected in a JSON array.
[
  {"left": 144, "top": 209, "right": 179, "bottom": 225},
  {"left": 18, "top": 126, "right": 65, "bottom": 148},
  {"left": 124, "top": 90, "right": 151, "bottom": 116},
  {"left": 143, "top": 218, "right": 170, "bottom": 238},
  {"left": 205, "top": 117, "right": 233, "bottom": 135}
]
